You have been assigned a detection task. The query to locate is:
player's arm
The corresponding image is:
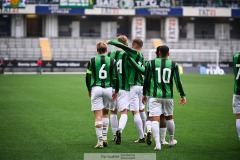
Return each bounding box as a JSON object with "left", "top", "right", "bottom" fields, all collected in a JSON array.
[
  {"left": 142, "top": 61, "right": 151, "bottom": 103},
  {"left": 127, "top": 56, "right": 145, "bottom": 75},
  {"left": 113, "top": 59, "right": 119, "bottom": 93},
  {"left": 173, "top": 63, "right": 186, "bottom": 105},
  {"left": 107, "top": 40, "right": 138, "bottom": 58},
  {"left": 112, "top": 59, "right": 119, "bottom": 101},
  {"left": 85, "top": 60, "right": 92, "bottom": 96},
  {"left": 143, "top": 61, "right": 151, "bottom": 96}
]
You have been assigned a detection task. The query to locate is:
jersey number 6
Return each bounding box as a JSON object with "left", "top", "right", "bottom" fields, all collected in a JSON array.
[{"left": 99, "top": 64, "right": 107, "bottom": 79}]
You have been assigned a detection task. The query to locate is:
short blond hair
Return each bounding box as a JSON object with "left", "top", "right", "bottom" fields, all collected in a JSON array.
[
  {"left": 96, "top": 42, "right": 107, "bottom": 54},
  {"left": 117, "top": 35, "right": 128, "bottom": 45}
]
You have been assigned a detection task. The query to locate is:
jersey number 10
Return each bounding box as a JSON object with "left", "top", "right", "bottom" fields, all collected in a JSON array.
[{"left": 156, "top": 68, "right": 171, "bottom": 83}]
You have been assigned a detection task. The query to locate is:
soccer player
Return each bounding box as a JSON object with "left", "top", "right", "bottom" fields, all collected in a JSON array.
[
  {"left": 127, "top": 51, "right": 169, "bottom": 146},
  {"left": 232, "top": 51, "right": 240, "bottom": 140},
  {"left": 85, "top": 42, "right": 119, "bottom": 148},
  {"left": 142, "top": 45, "right": 186, "bottom": 150},
  {"left": 107, "top": 38, "right": 146, "bottom": 143},
  {"left": 107, "top": 35, "right": 130, "bottom": 144}
]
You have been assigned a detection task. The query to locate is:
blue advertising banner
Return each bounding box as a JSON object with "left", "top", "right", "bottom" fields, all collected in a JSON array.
[
  {"left": 36, "top": 5, "right": 85, "bottom": 14},
  {"left": 232, "top": 9, "right": 240, "bottom": 17},
  {"left": 135, "top": 8, "right": 182, "bottom": 16}
]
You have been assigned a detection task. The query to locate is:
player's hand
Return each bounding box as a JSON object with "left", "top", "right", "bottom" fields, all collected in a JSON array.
[
  {"left": 180, "top": 97, "right": 186, "bottom": 106},
  {"left": 105, "top": 40, "right": 110, "bottom": 44},
  {"left": 112, "top": 93, "right": 118, "bottom": 102},
  {"left": 88, "top": 92, "right": 91, "bottom": 98},
  {"left": 142, "top": 95, "right": 147, "bottom": 104}
]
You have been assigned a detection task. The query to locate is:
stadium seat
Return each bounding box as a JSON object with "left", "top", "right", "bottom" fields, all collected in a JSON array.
[
  {"left": 39, "top": 38, "right": 52, "bottom": 60},
  {"left": 152, "top": 39, "right": 164, "bottom": 49}
]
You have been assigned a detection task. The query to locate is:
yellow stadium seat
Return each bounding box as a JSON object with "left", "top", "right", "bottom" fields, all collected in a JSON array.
[
  {"left": 152, "top": 39, "right": 164, "bottom": 49},
  {"left": 39, "top": 38, "right": 52, "bottom": 61}
]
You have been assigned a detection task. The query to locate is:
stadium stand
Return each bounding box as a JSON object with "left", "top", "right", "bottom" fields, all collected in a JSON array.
[{"left": 1, "top": 37, "right": 239, "bottom": 63}]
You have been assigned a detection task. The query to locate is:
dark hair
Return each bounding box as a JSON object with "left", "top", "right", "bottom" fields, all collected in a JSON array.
[
  {"left": 132, "top": 38, "right": 143, "bottom": 48},
  {"left": 156, "top": 45, "right": 169, "bottom": 57}
]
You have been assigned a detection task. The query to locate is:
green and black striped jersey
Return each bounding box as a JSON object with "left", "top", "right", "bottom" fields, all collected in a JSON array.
[
  {"left": 233, "top": 51, "right": 240, "bottom": 95},
  {"left": 85, "top": 54, "right": 119, "bottom": 93},
  {"left": 108, "top": 40, "right": 145, "bottom": 86},
  {"left": 143, "top": 58, "right": 185, "bottom": 99},
  {"left": 108, "top": 50, "right": 130, "bottom": 91}
]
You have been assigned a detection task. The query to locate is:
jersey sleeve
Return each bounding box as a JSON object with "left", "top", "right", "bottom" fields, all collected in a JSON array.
[
  {"left": 143, "top": 61, "right": 151, "bottom": 96},
  {"left": 85, "top": 59, "right": 92, "bottom": 92},
  {"left": 127, "top": 56, "right": 145, "bottom": 75},
  {"left": 108, "top": 40, "right": 138, "bottom": 58},
  {"left": 173, "top": 63, "right": 186, "bottom": 98},
  {"left": 112, "top": 59, "right": 119, "bottom": 93}
]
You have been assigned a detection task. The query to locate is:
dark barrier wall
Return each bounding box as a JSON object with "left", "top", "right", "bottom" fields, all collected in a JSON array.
[
  {"left": 3, "top": 60, "right": 89, "bottom": 68},
  {"left": 2, "top": 60, "right": 233, "bottom": 74}
]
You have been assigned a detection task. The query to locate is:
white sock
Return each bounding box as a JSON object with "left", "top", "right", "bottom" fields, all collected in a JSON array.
[
  {"left": 95, "top": 121, "right": 103, "bottom": 143},
  {"left": 146, "top": 120, "right": 152, "bottom": 133},
  {"left": 102, "top": 118, "right": 109, "bottom": 140},
  {"left": 236, "top": 119, "right": 240, "bottom": 140},
  {"left": 152, "top": 121, "right": 161, "bottom": 148},
  {"left": 119, "top": 114, "right": 128, "bottom": 132},
  {"left": 140, "top": 111, "right": 147, "bottom": 132},
  {"left": 134, "top": 113, "right": 144, "bottom": 139},
  {"left": 167, "top": 119, "right": 175, "bottom": 141},
  {"left": 110, "top": 114, "right": 118, "bottom": 136},
  {"left": 160, "top": 128, "right": 167, "bottom": 142}
]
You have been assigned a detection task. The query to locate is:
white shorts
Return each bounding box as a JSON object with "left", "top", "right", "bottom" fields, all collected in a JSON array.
[
  {"left": 116, "top": 90, "right": 130, "bottom": 112},
  {"left": 148, "top": 98, "right": 174, "bottom": 117},
  {"left": 232, "top": 94, "right": 240, "bottom": 114},
  {"left": 129, "top": 85, "right": 144, "bottom": 111},
  {"left": 91, "top": 86, "right": 113, "bottom": 111},
  {"left": 105, "top": 101, "right": 117, "bottom": 111}
]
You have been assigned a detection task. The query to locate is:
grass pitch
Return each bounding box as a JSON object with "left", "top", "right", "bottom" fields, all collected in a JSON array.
[{"left": 0, "top": 74, "right": 239, "bottom": 160}]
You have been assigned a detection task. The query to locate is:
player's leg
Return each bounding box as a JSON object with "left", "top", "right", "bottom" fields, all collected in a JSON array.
[
  {"left": 165, "top": 115, "right": 176, "bottom": 147},
  {"left": 139, "top": 88, "right": 147, "bottom": 134},
  {"left": 110, "top": 109, "right": 118, "bottom": 141},
  {"left": 130, "top": 86, "right": 145, "bottom": 143},
  {"left": 152, "top": 117, "right": 161, "bottom": 150},
  {"left": 116, "top": 90, "right": 129, "bottom": 132},
  {"left": 102, "top": 87, "right": 114, "bottom": 147},
  {"left": 94, "top": 110, "right": 104, "bottom": 148},
  {"left": 149, "top": 98, "right": 162, "bottom": 150},
  {"left": 146, "top": 112, "right": 152, "bottom": 145},
  {"left": 164, "top": 99, "right": 177, "bottom": 147},
  {"left": 236, "top": 114, "right": 240, "bottom": 140},
  {"left": 145, "top": 96, "right": 152, "bottom": 145},
  {"left": 118, "top": 109, "right": 128, "bottom": 132},
  {"left": 102, "top": 109, "right": 109, "bottom": 147},
  {"left": 115, "top": 90, "right": 129, "bottom": 144},
  {"left": 140, "top": 109, "right": 147, "bottom": 134},
  {"left": 132, "top": 111, "right": 145, "bottom": 143},
  {"left": 160, "top": 114, "right": 168, "bottom": 145},
  {"left": 91, "top": 86, "right": 104, "bottom": 148},
  {"left": 232, "top": 94, "right": 240, "bottom": 140},
  {"left": 116, "top": 109, "right": 128, "bottom": 145}
]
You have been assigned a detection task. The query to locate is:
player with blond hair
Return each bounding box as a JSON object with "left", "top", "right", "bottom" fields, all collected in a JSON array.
[{"left": 85, "top": 41, "right": 119, "bottom": 148}]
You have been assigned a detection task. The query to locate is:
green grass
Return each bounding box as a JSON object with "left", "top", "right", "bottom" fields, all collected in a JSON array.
[{"left": 0, "top": 74, "right": 239, "bottom": 160}]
